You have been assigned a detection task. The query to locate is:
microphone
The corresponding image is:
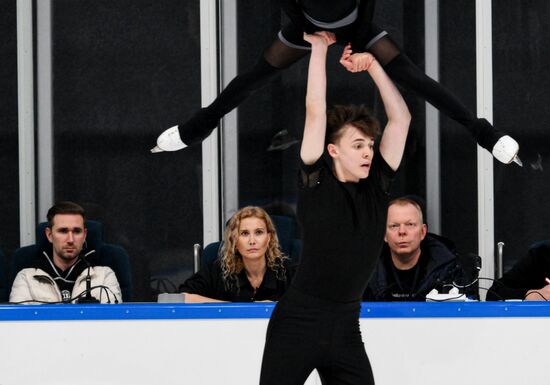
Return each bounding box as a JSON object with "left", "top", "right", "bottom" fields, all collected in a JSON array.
[{"left": 76, "top": 253, "right": 100, "bottom": 304}]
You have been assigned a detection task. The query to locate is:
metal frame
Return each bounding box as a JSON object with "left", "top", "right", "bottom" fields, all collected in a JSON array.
[
  {"left": 424, "top": 0, "right": 441, "bottom": 233},
  {"left": 16, "top": 0, "right": 36, "bottom": 245},
  {"left": 475, "top": 0, "right": 495, "bottom": 295},
  {"left": 200, "top": 0, "right": 221, "bottom": 246},
  {"left": 37, "top": 0, "right": 54, "bottom": 220},
  {"left": 220, "top": 0, "right": 239, "bottom": 226}
]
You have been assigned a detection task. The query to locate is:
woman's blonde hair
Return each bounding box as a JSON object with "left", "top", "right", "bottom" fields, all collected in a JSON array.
[{"left": 220, "top": 206, "right": 287, "bottom": 290}]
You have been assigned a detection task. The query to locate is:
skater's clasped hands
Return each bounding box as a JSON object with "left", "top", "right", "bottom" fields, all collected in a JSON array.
[{"left": 340, "top": 43, "right": 377, "bottom": 73}]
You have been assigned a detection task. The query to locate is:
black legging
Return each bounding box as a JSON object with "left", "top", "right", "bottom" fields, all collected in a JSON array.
[
  {"left": 259, "top": 287, "right": 374, "bottom": 385},
  {"left": 178, "top": 54, "right": 284, "bottom": 146},
  {"left": 177, "top": 32, "right": 503, "bottom": 151}
]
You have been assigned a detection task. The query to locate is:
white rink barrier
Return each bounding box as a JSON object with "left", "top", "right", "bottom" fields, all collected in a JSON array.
[{"left": 0, "top": 301, "right": 549, "bottom": 385}]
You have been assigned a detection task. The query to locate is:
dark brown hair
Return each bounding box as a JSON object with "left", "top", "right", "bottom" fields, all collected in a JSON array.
[
  {"left": 326, "top": 104, "right": 380, "bottom": 144},
  {"left": 47, "top": 201, "right": 86, "bottom": 227}
]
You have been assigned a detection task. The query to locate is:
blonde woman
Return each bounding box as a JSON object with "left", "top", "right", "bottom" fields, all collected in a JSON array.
[{"left": 180, "top": 206, "right": 294, "bottom": 302}]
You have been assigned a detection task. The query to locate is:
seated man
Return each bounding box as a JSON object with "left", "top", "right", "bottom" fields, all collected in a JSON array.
[
  {"left": 487, "top": 241, "right": 550, "bottom": 301},
  {"left": 10, "top": 201, "right": 122, "bottom": 304},
  {"left": 364, "top": 197, "right": 463, "bottom": 301}
]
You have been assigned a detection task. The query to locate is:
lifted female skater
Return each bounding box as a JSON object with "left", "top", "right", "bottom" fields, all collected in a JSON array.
[
  {"left": 152, "top": 0, "right": 520, "bottom": 165},
  {"left": 258, "top": 30, "right": 409, "bottom": 384}
]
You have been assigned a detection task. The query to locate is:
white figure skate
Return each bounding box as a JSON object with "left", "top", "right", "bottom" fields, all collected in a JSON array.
[
  {"left": 150, "top": 126, "right": 187, "bottom": 153},
  {"left": 492, "top": 135, "right": 522, "bottom": 166}
]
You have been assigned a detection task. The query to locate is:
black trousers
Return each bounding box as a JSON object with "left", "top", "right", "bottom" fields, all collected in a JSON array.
[{"left": 259, "top": 287, "right": 374, "bottom": 385}]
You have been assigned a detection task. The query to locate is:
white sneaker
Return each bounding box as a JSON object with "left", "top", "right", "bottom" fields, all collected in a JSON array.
[
  {"left": 492, "top": 135, "right": 522, "bottom": 166},
  {"left": 150, "top": 126, "right": 187, "bottom": 153}
]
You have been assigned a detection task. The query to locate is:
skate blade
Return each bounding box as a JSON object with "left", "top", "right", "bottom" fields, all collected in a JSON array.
[{"left": 512, "top": 155, "right": 523, "bottom": 167}]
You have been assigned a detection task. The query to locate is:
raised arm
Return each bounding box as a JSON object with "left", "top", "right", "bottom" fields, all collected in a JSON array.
[
  {"left": 340, "top": 46, "right": 411, "bottom": 170},
  {"left": 300, "top": 31, "right": 336, "bottom": 165}
]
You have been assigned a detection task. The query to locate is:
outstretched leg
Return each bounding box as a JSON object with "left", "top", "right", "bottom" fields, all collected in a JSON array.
[
  {"left": 152, "top": 39, "right": 308, "bottom": 152},
  {"left": 366, "top": 33, "right": 520, "bottom": 164}
]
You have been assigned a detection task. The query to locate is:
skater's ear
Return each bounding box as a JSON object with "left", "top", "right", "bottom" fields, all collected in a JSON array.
[{"left": 327, "top": 143, "right": 339, "bottom": 158}]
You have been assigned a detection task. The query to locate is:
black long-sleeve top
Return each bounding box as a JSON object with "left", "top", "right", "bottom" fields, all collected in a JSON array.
[
  {"left": 487, "top": 241, "right": 550, "bottom": 301},
  {"left": 292, "top": 151, "right": 395, "bottom": 303},
  {"left": 180, "top": 258, "right": 295, "bottom": 302}
]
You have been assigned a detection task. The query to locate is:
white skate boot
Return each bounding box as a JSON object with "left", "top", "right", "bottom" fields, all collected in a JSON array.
[
  {"left": 492, "top": 135, "right": 522, "bottom": 166},
  {"left": 150, "top": 126, "right": 187, "bottom": 153}
]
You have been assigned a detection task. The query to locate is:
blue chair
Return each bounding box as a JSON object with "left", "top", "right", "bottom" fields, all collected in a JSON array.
[
  {"left": 9, "top": 220, "right": 133, "bottom": 302},
  {"left": 271, "top": 215, "right": 301, "bottom": 262},
  {"left": 195, "top": 214, "right": 302, "bottom": 271},
  {"left": 200, "top": 241, "right": 222, "bottom": 268},
  {"left": 528, "top": 239, "right": 550, "bottom": 252}
]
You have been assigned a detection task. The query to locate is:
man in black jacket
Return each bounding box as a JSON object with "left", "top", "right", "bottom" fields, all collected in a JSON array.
[
  {"left": 487, "top": 241, "right": 550, "bottom": 301},
  {"left": 364, "top": 197, "right": 462, "bottom": 301}
]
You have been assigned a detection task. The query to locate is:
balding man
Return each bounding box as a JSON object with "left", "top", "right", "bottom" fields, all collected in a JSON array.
[{"left": 364, "top": 197, "right": 464, "bottom": 301}]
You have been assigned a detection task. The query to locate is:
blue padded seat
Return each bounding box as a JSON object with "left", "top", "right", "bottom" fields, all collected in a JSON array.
[
  {"left": 528, "top": 239, "right": 550, "bottom": 252},
  {"left": 9, "top": 220, "right": 132, "bottom": 302}
]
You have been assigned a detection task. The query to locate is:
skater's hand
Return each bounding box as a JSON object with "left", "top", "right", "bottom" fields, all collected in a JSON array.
[
  {"left": 524, "top": 283, "right": 550, "bottom": 301},
  {"left": 339, "top": 43, "right": 353, "bottom": 63},
  {"left": 340, "top": 44, "right": 377, "bottom": 73},
  {"left": 303, "top": 31, "right": 336, "bottom": 48}
]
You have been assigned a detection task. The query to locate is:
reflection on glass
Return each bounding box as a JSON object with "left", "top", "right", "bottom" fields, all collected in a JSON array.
[
  {"left": 51, "top": 0, "right": 203, "bottom": 301},
  {"left": 439, "top": 0, "right": 478, "bottom": 254}
]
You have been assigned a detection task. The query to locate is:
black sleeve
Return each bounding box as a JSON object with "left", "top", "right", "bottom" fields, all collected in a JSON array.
[
  {"left": 284, "top": 261, "right": 298, "bottom": 285},
  {"left": 279, "top": 0, "right": 316, "bottom": 34},
  {"left": 179, "top": 260, "right": 223, "bottom": 298},
  {"left": 367, "top": 151, "right": 396, "bottom": 196},
  {"left": 486, "top": 248, "right": 546, "bottom": 300},
  {"left": 299, "top": 154, "right": 328, "bottom": 189},
  {"left": 351, "top": 0, "right": 376, "bottom": 52}
]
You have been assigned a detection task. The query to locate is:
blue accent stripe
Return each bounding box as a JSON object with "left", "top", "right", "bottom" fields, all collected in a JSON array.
[{"left": 0, "top": 302, "right": 549, "bottom": 321}]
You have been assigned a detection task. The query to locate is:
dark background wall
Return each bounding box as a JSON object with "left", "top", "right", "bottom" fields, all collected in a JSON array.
[
  {"left": 52, "top": 0, "right": 203, "bottom": 300},
  {"left": 439, "top": 1, "right": 478, "bottom": 255},
  {"left": 492, "top": 0, "right": 550, "bottom": 270},
  {"left": 0, "top": 0, "right": 20, "bottom": 258}
]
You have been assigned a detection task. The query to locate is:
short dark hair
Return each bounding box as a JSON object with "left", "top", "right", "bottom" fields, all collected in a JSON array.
[
  {"left": 326, "top": 105, "right": 380, "bottom": 144},
  {"left": 47, "top": 201, "right": 86, "bottom": 227}
]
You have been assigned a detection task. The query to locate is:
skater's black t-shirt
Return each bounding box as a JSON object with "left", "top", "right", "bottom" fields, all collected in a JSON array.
[{"left": 292, "top": 151, "right": 395, "bottom": 303}]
